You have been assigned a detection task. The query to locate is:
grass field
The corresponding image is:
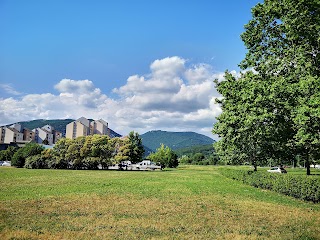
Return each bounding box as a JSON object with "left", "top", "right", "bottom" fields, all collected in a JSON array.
[{"left": 0, "top": 166, "right": 319, "bottom": 240}]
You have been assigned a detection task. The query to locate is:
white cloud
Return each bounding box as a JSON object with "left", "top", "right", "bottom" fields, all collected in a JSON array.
[
  {"left": 54, "top": 79, "right": 95, "bottom": 93},
  {"left": 0, "top": 56, "right": 233, "bottom": 138},
  {"left": 184, "top": 63, "right": 214, "bottom": 84},
  {"left": 0, "top": 84, "right": 22, "bottom": 95},
  {"left": 150, "top": 56, "right": 186, "bottom": 78}
]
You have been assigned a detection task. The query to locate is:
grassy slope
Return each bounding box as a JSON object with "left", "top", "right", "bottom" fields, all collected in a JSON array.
[{"left": 0, "top": 166, "right": 319, "bottom": 240}]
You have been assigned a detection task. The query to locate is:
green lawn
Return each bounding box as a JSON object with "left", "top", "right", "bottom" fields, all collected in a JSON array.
[{"left": 0, "top": 166, "right": 319, "bottom": 239}]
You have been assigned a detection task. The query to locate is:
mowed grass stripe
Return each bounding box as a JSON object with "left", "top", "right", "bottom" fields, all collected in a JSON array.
[{"left": 0, "top": 166, "right": 319, "bottom": 239}]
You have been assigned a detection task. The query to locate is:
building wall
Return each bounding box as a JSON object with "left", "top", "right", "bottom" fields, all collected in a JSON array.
[
  {"left": 40, "top": 128, "right": 53, "bottom": 145},
  {"left": 66, "top": 122, "right": 75, "bottom": 139},
  {"left": 76, "top": 121, "right": 89, "bottom": 138},
  {"left": 4, "top": 128, "right": 23, "bottom": 144},
  {"left": 66, "top": 121, "right": 89, "bottom": 139},
  {"left": 23, "top": 128, "right": 35, "bottom": 142},
  {"left": 42, "top": 125, "right": 54, "bottom": 133},
  {"left": 17, "top": 131, "right": 24, "bottom": 142},
  {"left": 10, "top": 123, "right": 22, "bottom": 132},
  {"left": 92, "top": 120, "right": 108, "bottom": 135},
  {"left": 4, "top": 128, "right": 14, "bottom": 144},
  {"left": 53, "top": 131, "right": 62, "bottom": 143},
  {"left": 0, "top": 127, "right": 5, "bottom": 143},
  {"left": 66, "top": 117, "right": 109, "bottom": 139},
  {"left": 77, "top": 117, "right": 90, "bottom": 127},
  {"left": 90, "top": 119, "right": 108, "bottom": 136},
  {"left": 33, "top": 128, "right": 53, "bottom": 145}
]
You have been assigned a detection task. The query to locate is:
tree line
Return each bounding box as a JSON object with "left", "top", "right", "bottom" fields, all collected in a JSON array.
[
  {"left": 1, "top": 131, "right": 179, "bottom": 169},
  {"left": 213, "top": 0, "right": 320, "bottom": 175},
  {"left": 175, "top": 144, "right": 220, "bottom": 165}
]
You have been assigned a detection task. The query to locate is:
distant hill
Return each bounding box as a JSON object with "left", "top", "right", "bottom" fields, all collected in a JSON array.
[
  {"left": 174, "top": 144, "right": 215, "bottom": 157},
  {"left": 7, "top": 119, "right": 122, "bottom": 138},
  {"left": 141, "top": 130, "right": 215, "bottom": 152},
  {"left": 17, "top": 119, "right": 74, "bottom": 134}
]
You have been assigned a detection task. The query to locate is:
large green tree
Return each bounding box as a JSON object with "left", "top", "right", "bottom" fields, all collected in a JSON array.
[
  {"left": 148, "top": 144, "right": 178, "bottom": 168},
  {"left": 293, "top": 76, "right": 320, "bottom": 174},
  {"left": 213, "top": 0, "right": 320, "bottom": 174},
  {"left": 81, "top": 135, "right": 114, "bottom": 169},
  {"left": 51, "top": 138, "right": 72, "bottom": 169},
  {"left": 11, "top": 143, "right": 44, "bottom": 168},
  {"left": 127, "top": 131, "right": 145, "bottom": 163},
  {"left": 66, "top": 136, "right": 85, "bottom": 169},
  {"left": 0, "top": 146, "right": 17, "bottom": 162}
]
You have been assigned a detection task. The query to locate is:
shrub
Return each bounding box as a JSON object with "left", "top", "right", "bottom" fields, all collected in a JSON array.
[
  {"left": 0, "top": 146, "right": 17, "bottom": 162},
  {"left": 11, "top": 143, "right": 44, "bottom": 168},
  {"left": 11, "top": 148, "right": 26, "bottom": 168},
  {"left": 24, "top": 155, "right": 48, "bottom": 169},
  {"left": 219, "top": 168, "right": 320, "bottom": 203}
]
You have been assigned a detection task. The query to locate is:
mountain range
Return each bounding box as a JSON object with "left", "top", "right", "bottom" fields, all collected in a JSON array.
[
  {"left": 6, "top": 119, "right": 214, "bottom": 152},
  {"left": 140, "top": 130, "right": 214, "bottom": 152}
]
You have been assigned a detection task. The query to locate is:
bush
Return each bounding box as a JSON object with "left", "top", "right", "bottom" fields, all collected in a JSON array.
[
  {"left": 11, "top": 143, "right": 44, "bottom": 168},
  {"left": 0, "top": 146, "right": 17, "bottom": 162},
  {"left": 219, "top": 168, "right": 320, "bottom": 203},
  {"left": 11, "top": 148, "right": 26, "bottom": 168},
  {"left": 83, "top": 157, "right": 99, "bottom": 170},
  {"left": 24, "top": 155, "right": 48, "bottom": 169}
]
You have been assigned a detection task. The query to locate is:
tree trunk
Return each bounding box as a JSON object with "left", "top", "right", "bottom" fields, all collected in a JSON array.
[
  {"left": 306, "top": 155, "right": 311, "bottom": 175},
  {"left": 252, "top": 158, "right": 257, "bottom": 171}
]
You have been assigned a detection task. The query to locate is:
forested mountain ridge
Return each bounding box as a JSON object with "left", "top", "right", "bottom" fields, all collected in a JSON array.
[{"left": 141, "top": 130, "right": 215, "bottom": 151}]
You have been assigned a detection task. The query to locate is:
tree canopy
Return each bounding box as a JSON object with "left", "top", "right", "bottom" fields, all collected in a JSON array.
[
  {"left": 148, "top": 144, "right": 179, "bottom": 168},
  {"left": 11, "top": 143, "right": 44, "bottom": 168},
  {"left": 213, "top": 0, "right": 320, "bottom": 174}
]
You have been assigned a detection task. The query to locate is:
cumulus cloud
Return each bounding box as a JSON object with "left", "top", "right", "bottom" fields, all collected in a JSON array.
[
  {"left": 54, "top": 79, "right": 95, "bottom": 93},
  {"left": 150, "top": 56, "right": 185, "bottom": 78},
  {"left": 54, "top": 79, "right": 109, "bottom": 109},
  {"left": 0, "top": 56, "right": 234, "bottom": 138}
]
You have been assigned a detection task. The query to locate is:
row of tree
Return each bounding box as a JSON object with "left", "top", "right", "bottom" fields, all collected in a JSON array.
[
  {"left": 9, "top": 132, "right": 145, "bottom": 169},
  {"left": 179, "top": 153, "right": 220, "bottom": 166},
  {"left": 4, "top": 131, "right": 180, "bottom": 169},
  {"left": 213, "top": 0, "right": 320, "bottom": 174},
  {"left": 175, "top": 144, "right": 220, "bottom": 165}
]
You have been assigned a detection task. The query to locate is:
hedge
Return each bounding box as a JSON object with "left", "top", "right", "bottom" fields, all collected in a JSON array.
[{"left": 219, "top": 168, "right": 320, "bottom": 203}]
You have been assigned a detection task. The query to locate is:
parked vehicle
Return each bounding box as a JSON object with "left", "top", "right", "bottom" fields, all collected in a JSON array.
[
  {"left": 1, "top": 161, "right": 11, "bottom": 167},
  {"left": 311, "top": 164, "right": 320, "bottom": 169},
  {"left": 131, "top": 160, "right": 162, "bottom": 171},
  {"left": 267, "top": 167, "right": 287, "bottom": 173},
  {"left": 119, "top": 161, "right": 132, "bottom": 170}
]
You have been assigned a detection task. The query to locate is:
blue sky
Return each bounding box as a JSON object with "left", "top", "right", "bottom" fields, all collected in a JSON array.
[{"left": 0, "top": 0, "right": 261, "bottom": 138}]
